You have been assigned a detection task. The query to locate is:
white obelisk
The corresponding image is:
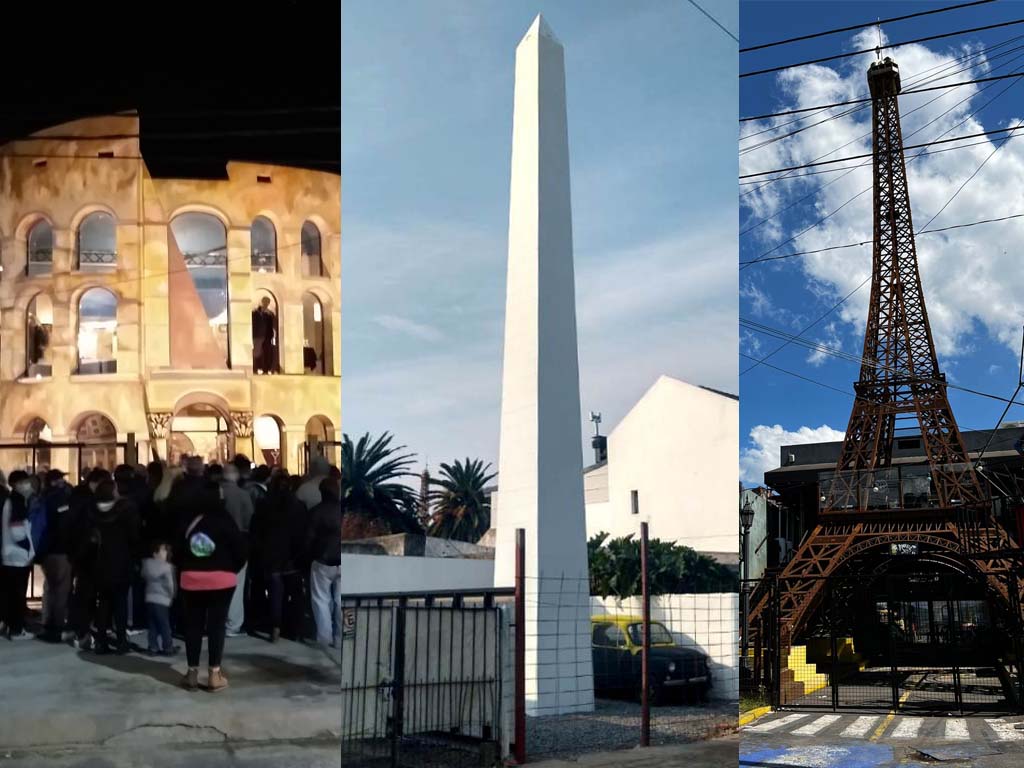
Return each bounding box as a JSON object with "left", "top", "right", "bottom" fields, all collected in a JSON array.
[{"left": 494, "top": 15, "right": 594, "bottom": 716}]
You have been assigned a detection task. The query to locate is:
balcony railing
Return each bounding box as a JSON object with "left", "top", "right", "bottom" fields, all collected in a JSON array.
[
  {"left": 251, "top": 250, "right": 277, "bottom": 273},
  {"left": 78, "top": 249, "right": 118, "bottom": 270},
  {"left": 183, "top": 250, "right": 227, "bottom": 267}
]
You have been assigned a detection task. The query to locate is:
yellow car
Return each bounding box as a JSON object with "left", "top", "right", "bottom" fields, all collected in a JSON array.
[{"left": 591, "top": 614, "right": 711, "bottom": 705}]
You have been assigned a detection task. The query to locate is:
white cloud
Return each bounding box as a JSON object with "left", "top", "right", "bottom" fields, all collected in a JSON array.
[
  {"left": 372, "top": 314, "right": 446, "bottom": 342},
  {"left": 806, "top": 321, "right": 841, "bottom": 367},
  {"left": 740, "top": 30, "right": 1024, "bottom": 360},
  {"left": 740, "top": 423, "right": 845, "bottom": 487}
]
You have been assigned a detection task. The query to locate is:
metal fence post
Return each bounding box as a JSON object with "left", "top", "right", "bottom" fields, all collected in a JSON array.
[
  {"left": 391, "top": 597, "right": 407, "bottom": 768},
  {"left": 514, "top": 528, "right": 526, "bottom": 765},
  {"left": 640, "top": 521, "right": 651, "bottom": 747}
]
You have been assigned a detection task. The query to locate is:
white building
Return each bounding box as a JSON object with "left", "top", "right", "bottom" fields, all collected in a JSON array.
[{"left": 490, "top": 375, "right": 738, "bottom": 564}]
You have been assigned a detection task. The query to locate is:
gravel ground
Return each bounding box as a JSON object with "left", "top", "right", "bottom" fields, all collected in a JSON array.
[{"left": 528, "top": 698, "right": 737, "bottom": 760}]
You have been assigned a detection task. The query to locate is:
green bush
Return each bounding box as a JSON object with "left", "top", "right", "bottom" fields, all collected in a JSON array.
[{"left": 588, "top": 532, "right": 739, "bottom": 598}]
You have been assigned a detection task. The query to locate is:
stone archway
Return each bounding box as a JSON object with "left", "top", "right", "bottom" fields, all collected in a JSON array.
[
  {"left": 73, "top": 412, "right": 118, "bottom": 471},
  {"left": 170, "top": 393, "right": 234, "bottom": 466}
]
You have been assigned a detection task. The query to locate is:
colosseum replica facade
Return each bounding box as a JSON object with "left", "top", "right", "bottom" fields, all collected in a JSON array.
[{"left": 0, "top": 115, "right": 340, "bottom": 477}]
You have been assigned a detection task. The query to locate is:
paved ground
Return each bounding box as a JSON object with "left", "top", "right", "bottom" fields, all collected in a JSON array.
[
  {"left": 0, "top": 631, "right": 340, "bottom": 749},
  {"left": 741, "top": 710, "right": 1024, "bottom": 767},
  {"left": 528, "top": 734, "right": 739, "bottom": 767},
  {"left": 529, "top": 698, "right": 737, "bottom": 760},
  {"left": 0, "top": 739, "right": 339, "bottom": 767}
]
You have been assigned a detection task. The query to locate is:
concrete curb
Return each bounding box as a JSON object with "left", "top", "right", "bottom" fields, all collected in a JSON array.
[{"left": 738, "top": 705, "right": 772, "bottom": 727}]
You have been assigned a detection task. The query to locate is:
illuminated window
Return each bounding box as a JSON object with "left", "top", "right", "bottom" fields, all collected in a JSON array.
[
  {"left": 301, "top": 220, "right": 324, "bottom": 277},
  {"left": 27, "top": 220, "right": 53, "bottom": 276},
  {"left": 26, "top": 294, "right": 53, "bottom": 377},
  {"left": 302, "top": 292, "right": 326, "bottom": 375},
  {"left": 77, "top": 212, "right": 117, "bottom": 271},
  {"left": 250, "top": 216, "right": 277, "bottom": 273},
  {"left": 77, "top": 288, "right": 118, "bottom": 374}
]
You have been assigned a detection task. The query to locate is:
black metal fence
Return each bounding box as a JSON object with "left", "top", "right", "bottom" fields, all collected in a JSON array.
[
  {"left": 747, "top": 572, "right": 1024, "bottom": 715},
  {"left": 340, "top": 589, "right": 511, "bottom": 767}
]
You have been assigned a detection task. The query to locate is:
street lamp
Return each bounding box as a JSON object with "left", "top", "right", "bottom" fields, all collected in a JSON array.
[{"left": 740, "top": 497, "right": 755, "bottom": 664}]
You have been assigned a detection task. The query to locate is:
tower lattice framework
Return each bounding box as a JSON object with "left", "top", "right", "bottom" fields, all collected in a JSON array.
[{"left": 750, "top": 58, "right": 1019, "bottom": 645}]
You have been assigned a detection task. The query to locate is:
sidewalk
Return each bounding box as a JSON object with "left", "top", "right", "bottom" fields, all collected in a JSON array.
[
  {"left": 0, "top": 633, "right": 340, "bottom": 749},
  {"left": 528, "top": 735, "right": 739, "bottom": 767}
]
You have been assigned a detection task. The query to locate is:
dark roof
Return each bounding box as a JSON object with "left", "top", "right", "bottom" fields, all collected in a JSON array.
[{"left": 699, "top": 385, "right": 739, "bottom": 401}]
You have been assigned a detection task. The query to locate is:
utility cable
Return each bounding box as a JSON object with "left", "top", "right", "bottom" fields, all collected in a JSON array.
[
  {"left": 740, "top": 0, "right": 996, "bottom": 53},
  {"left": 741, "top": 18, "right": 1024, "bottom": 78}
]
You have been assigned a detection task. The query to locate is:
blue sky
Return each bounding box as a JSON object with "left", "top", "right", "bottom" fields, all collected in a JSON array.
[
  {"left": 343, "top": 0, "right": 738, "bottom": 471},
  {"left": 740, "top": 1, "right": 1024, "bottom": 484}
]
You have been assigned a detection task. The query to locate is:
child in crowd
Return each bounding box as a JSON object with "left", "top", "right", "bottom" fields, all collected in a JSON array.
[{"left": 142, "top": 541, "right": 177, "bottom": 656}]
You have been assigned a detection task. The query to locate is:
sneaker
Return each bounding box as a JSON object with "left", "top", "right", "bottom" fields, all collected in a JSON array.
[
  {"left": 61, "top": 631, "right": 76, "bottom": 643},
  {"left": 9, "top": 630, "right": 34, "bottom": 641},
  {"left": 74, "top": 635, "right": 93, "bottom": 651},
  {"left": 225, "top": 630, "right": 245, "bottom": 638},
  {"left": 206, "top": 668, "right": 229, "bottom": 693},
  {"left": 160, "top": 645, "right": 181, "bottom": 657}
]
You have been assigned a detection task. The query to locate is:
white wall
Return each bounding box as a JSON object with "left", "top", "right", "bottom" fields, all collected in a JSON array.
[
  {"left": 340, "top": 553, "right": 496, "bottom": 594},
  {"left": 592, "top": 593, "right": 738, "bottom": 702},
  {"left": 586, "top": 376, "right": 737, "bottom": 555}
]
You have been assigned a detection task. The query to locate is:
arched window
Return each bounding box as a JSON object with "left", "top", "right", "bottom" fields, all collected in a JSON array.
[
  {"left": 251, "top": 216, "right": 277, "bottom": 273},
  {"left": 301, "top": 221, "right": 324, "bottom": 277},
  {"left": 75, "top": 414, "right": 118, "bottom": 470},
  {"left": 26, "top": 294, "right": 53, "bottom": 377},
  {"left": 302, "top": 292, "right": 326, "bottom": 375},
  {"left": 77, "top": 212, "right": 117, "bottom": 271},
  {"left": 77, "top": 288, "right": 118, "bottom": 374},
  {"left": 254, "top": 415, "right": 283, "bottom": 466},
  {"left": 27, "top": 220, "right": 53, "bottom": 276},
  {"left": 25, "top": 418, "right": 52, "bottom": 471},
  {"left": 168, "top": 213, "right": 230, "bottom": 368}
]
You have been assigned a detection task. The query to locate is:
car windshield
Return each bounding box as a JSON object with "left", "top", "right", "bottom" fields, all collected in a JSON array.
[{"left": 628, "top": 623, "right": 673, "bottom": 645}]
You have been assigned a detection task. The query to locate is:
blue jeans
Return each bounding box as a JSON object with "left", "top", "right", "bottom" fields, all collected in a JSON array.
[
  {"left": 147, "top": 602, "right": 172, "bottom": 653},
  {"left": 310, "top": 562, "right": 341, "bottom": 646}
]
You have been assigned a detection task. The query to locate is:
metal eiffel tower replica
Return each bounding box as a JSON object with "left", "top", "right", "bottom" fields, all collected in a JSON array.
[{"left": 750, "top": 57, "right": 1021, "bottom": 646}]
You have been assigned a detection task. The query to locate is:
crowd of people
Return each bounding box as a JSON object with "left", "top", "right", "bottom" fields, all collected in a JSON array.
[{"left": 0, "top": 453, "right": 342, "bottom": 693}]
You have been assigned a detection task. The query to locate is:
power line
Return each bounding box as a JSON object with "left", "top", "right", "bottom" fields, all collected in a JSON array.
[
  {"left": 740, "top": 0, "right": 996, "bottom": 53},
  {"left": 741, "top": 319, "right": 1024, "bottom": 408},
  {"left": 742, "top": 71, "right": 1024, "bottom": 122},
  {"left": 739, "top": 34, "right": 1024, "bottom": 138},
  {"left": 741, "top": 17, "right": 1024, "bottom": 78},
  {"left": 742, "top": 69, "right": 1024, "bottom": 267},
  {"left": 739, "top": 212, "right": 1024, "bottom": 265},
  {"left": 741, "top": 125, "right": 1021, "bottom": 179},
  {"left": 686, "top": 0, "right": 738, "bottom": 43}
]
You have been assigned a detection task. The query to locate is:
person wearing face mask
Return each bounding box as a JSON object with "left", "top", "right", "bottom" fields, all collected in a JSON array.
[{"left": 1, "top": 470, "right": 37, "bottom": 640}]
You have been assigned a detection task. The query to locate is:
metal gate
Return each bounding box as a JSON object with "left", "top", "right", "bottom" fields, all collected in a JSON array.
[
  {"left": 0, "top": 439, "right": 131, "bottom": 482},
  {"left": 764, "top": 572, "right": 1024, "bottom": 714},
  {"left": 298, "top": 439, "right": 341, "bottom": 475},
  {"left": 340, "top": 589, "right": 508, "bottom": 767}
]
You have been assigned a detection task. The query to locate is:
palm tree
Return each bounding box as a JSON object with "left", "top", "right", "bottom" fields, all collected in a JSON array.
[
  {"left": 426, "top": 458, "right": 497, "bottom": 543},
  {"left": 341, "top": 432, "right": 423, "bottom": 535}
]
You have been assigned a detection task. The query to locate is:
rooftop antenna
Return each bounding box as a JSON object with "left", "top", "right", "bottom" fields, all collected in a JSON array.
[
  {"left": 876, "top": 20, "right": 882, "bottom": 61},
  {"left": 589, "top": 411, "right": 602, "bottom": 436}
]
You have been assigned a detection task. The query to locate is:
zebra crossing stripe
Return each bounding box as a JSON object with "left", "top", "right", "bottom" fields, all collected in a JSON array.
[
  {"left": 890, "top": 717, "right": 923, "bottom": 738},
  {"left": 985, "top": 718, "right": 1024, "bottom": 741},
  {"left": 944, "top": 718, "right": 969, "bottom": 741},
  {"left": 747, "top": 713, "right": 811, "bottom": 732},
  {"left": 841, "top": 715, "right": 880, "bottom": 738},
  {"left": 792, "top": 714, "right": 842, "bottom": 735}
]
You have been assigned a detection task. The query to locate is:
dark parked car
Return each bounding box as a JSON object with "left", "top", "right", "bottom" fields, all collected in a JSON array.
[{"left": 591, "top": 614, "right": 711, "bottom": 705}]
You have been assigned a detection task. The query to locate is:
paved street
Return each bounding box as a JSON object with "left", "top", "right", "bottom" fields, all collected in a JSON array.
[
  {"left": 0, "top": 633, "right": 340, "bottom": 750},
  {"left": 0, "top": 740, "right": 339, "bottom": 767},
  {"left": 741, "top": 711, "right": 1024, "bottom": 767},
  {"left": 529, "top": 734, "right": 739, "bottom": 767}
]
